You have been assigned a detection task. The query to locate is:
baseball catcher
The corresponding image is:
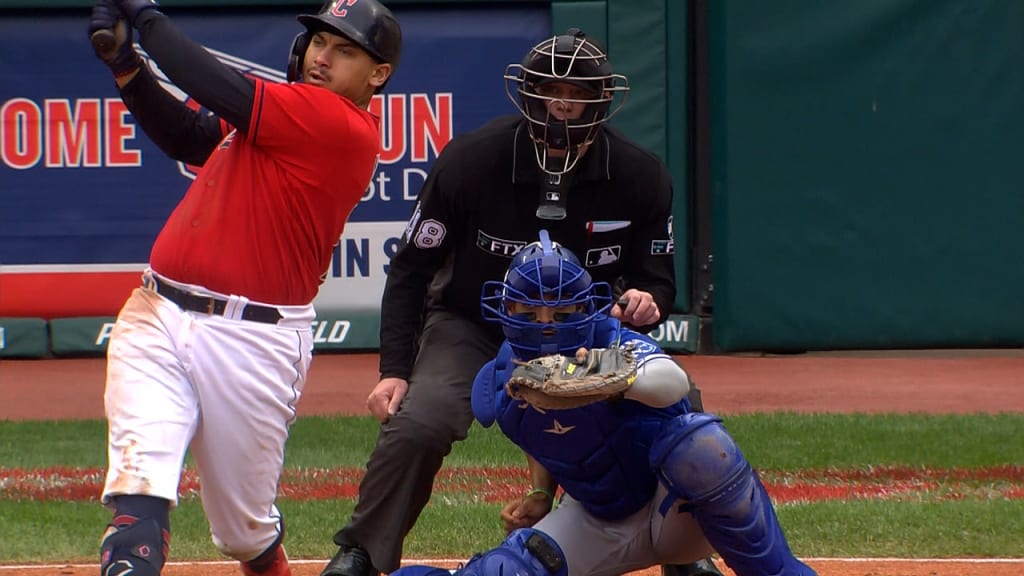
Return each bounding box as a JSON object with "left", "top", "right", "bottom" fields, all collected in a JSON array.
[{"left": 391, "top": 231, "right": 817, "bottom": 576}]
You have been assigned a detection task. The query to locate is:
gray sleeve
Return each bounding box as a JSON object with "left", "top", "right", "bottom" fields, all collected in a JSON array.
[{"left": 624, "top": 355, "right": 691, "bottom": 408}]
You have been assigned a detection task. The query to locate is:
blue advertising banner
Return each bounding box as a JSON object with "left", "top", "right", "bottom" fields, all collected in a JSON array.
[{"left": 0, "top": 6, "right": 549, "bottom": 318}]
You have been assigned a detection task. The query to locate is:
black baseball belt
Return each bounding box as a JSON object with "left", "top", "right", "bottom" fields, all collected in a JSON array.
[{"left": 150, "top": 277, "right": 283, "bottom": 325}]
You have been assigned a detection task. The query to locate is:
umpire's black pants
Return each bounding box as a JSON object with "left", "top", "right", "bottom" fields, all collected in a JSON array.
[{"left": 333, "top": 310, "right": 503, "bottom": 573}]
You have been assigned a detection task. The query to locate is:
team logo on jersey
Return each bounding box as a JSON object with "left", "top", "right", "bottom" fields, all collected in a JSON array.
[
  {"left": 477, "top": 231, "right": 527, "bottom": 258},
  {"left": 138, "top": 45, "right": 288, "bottom": 181},
  {"left": 585, "top": 245, "right": 621, "bottom": 266},
  {"left": 626, "top": 339, "right": 659, "bottom": 361},
  {"left": 544, "top": 420, "right": 576, "bottom": 435}
]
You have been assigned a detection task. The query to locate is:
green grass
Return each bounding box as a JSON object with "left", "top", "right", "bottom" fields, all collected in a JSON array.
[
  {"left": 1, "top": 413, "right": 1022, "bottom": 563},
  {"left": 4, "top": 413, "right": 1022, "bottom": 469}
]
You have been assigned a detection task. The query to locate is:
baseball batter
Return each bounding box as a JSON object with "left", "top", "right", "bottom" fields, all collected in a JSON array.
[
  {"left": 85, "top": 2, "right": 401, "bottom": 576},
  {"left": 394, "top": 233, "right": 818, "bottom": 576}
]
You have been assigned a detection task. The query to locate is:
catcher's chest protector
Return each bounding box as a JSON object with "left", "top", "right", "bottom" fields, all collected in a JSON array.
[{"left": 493, "top": 356, "right": 665, "bottom": 520}]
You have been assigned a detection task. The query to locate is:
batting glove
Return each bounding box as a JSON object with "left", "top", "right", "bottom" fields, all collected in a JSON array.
[
  {"left": 88, "top": 0, "right": 141, "bottom": 78},
  {"left": 111, "top": 0, "right": 161, "bottom": 27}
]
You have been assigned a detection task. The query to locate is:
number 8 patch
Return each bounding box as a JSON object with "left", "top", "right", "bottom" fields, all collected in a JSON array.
[{"left": 414, "top": 219, "right": 447, "bottom": 249}]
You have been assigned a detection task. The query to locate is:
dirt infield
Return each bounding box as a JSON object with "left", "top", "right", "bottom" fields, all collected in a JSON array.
[
  {"left": 2, "top": 351, "right": 1023, "bottom": 576},
  {"left": 3, "top": 351, "right": 1024, "bottom": 420}
]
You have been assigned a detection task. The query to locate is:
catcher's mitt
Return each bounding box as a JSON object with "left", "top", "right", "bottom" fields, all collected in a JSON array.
[{"left": 505, "top": 346, "right": 638, "bottom": 410}]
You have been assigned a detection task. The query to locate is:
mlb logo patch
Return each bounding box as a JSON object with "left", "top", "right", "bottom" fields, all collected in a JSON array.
[{"left": 586, "top": 246, "right": 621, "bottom": 266}]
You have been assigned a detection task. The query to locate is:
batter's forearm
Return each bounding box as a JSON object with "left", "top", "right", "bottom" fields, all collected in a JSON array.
[{"left": 134, "top": 10, "right": 255, "bottom": 132}]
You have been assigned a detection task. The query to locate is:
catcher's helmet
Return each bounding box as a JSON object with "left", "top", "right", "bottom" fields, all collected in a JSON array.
[
  {"left": 504, "top": 29, "right": 629, "bottom": 175},
  {"left": 288, "top": 0, "right": 402, "bottom": 85},
  {"left": 482, "top": 230, "right": 612, "bottom": 359}
]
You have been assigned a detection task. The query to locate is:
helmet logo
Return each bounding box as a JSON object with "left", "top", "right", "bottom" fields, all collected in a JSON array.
[{"left": 331, "top": 0, "right": 358, "bottom": 18}]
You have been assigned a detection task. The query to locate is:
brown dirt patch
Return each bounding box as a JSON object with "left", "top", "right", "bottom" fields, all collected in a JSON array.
[{"left": 3, "top": 352, "right": 1023, "bottom": 420}]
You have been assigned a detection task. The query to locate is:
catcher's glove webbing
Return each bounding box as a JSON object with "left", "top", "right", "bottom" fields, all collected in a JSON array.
[{"left": 505, "top": 346, "right": 638, "bottom": 410}]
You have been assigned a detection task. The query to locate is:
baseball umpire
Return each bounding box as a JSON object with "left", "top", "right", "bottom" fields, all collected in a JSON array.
[
  {"left": 86, "top": 2, "right": 400, "bottom": 576},
  {"left": 323, "top": 29, "right": 719, "bottom": 576},
  {"left": 391, "top": 233, "right": 819, "bottom": 576}
]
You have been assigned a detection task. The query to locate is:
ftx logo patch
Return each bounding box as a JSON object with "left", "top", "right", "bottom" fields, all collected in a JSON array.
[{"left": 477, "top": 230, "right": 527, "bottom": 257}]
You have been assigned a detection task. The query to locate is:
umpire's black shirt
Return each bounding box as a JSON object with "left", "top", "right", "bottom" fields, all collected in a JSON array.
[{"left": 379, "top": 115, "right": 677, "bottom": 380}]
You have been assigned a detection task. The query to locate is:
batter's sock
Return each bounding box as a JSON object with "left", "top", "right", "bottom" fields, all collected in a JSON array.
[{"left": 242, "top": 545, "right": 291, "bottom": 576}]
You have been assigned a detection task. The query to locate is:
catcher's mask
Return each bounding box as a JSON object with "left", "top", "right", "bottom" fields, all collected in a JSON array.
[
  {"left": 288, "top": 0, "right": 402, "bottom": 91},
  {"left": 482, "top": 230, "right": 612, "bottom": 359},
  {"left": 504, "top": 28, "right": 629, "bottom": 176}
]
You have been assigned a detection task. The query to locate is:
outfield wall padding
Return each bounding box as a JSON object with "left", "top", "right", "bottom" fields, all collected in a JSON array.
[
  {"left": 710, "top": 0, "right": 1024, "bottom": 351},
  {"left": 0, "top": 317, "right": 49, "bottom": 358}
]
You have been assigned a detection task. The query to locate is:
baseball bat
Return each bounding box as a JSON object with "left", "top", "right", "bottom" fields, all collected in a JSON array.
[{"left": 90, "top": 28, "right": 118, "bottom": 59}]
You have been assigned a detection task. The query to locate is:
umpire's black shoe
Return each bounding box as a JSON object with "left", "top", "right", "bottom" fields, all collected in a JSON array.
[
  {"left": 321, "top": 546, "right": 378, "bottom": 576},
  {"left": 662, "top": 558, "right": 724, "bottom": 576}
]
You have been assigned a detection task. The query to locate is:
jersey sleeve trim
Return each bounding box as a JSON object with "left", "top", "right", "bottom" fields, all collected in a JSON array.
[{"left": 249, "top": 79, "right": 266, "bottom": 143}]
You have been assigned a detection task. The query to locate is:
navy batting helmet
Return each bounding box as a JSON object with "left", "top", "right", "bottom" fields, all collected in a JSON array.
[{"left": 288, "top": 0, "right": 402, "bottom": 84}]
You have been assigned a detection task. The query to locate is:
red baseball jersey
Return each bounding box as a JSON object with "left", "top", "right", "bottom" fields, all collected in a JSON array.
[{"left": 150, "top": 80, "right": 379, "bottom": 305}]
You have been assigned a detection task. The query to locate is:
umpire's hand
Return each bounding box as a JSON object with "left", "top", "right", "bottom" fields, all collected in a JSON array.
[
  {"left": 611, "top": 288, "right": 660, "bottom": 327},
  {"left": 367, "top": 377, "right": 408, "bottom": 422}
]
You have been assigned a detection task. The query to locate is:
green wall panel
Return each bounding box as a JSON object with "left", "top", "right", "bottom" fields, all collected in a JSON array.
[
  {"left": 551, "top": 1, "right": 607, "bottom": 44},
  {"left": 711, "top": 0, "right": 1024, "bottom": 351},
  {"left": 607, "top": 0, "right": 666, "bottom": 160}
]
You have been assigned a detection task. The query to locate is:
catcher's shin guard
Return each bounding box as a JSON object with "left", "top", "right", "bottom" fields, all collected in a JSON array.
[
  {"left": 392, "top": 529, "right": 567, "bottom": 576},
  {"left": 650, "top": 413, "right": 817, "bottom": 576},
  {"left": 99, "top": 517, "right": 169, "bottom": 576}
]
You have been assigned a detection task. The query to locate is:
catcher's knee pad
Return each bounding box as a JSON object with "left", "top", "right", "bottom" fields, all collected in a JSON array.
[
  {"left": 650, "top": 414, "right": 817, "bottom": 576},
  {"left": 100, "top": 517, "right": 169, "bottom": 576},
  {"left": 460, "top": 529, "right": 567, "bottom": 576},
  {"left": 650, "top": 412, "right": 746, "bottom": 512},
  {"left": 394, "top": 529, "right": 566, "bottom": 576}
]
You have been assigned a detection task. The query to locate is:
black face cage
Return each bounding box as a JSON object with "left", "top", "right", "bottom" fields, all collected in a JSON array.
[{"left": 504, "top": 31, "right": 629, "bottom": 175}]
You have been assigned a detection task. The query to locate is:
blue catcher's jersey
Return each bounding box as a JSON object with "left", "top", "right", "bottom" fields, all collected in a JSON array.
[{"left": 471, "top": 316, "right": 692, "bottom": 521}]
